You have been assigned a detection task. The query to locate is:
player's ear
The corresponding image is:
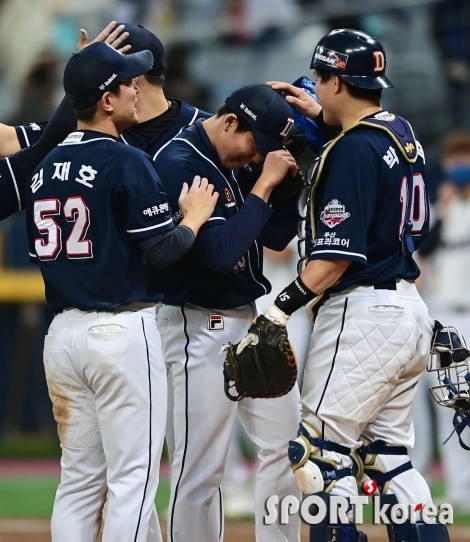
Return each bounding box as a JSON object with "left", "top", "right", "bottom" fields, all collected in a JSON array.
[
  {"left": 223, "top": 113, "right": 238, "bottom": 132},
  {"left": 334, "top": 75, "right": 342, "bottom": 94},
  {"left": 100, "top": 91, "right": 115, "bottom": 113}
]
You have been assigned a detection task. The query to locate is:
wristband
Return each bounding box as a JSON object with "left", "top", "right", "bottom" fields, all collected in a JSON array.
[{"left": 274, "top": 275, "right": 316, "bottom": 316}]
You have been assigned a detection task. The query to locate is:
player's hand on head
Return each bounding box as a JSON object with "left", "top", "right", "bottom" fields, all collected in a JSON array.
[
  {"left": 260, "top": 150, "right": 298, "bottom": 187},
  {"left": 266, "top": 81, "right": 321, "bottom": 119},
  {"left": 178, "top": 175, "right": 218, "bottom": 228},
  {"left": 77, "top": 21, "right": 131, "bottom": 54}
]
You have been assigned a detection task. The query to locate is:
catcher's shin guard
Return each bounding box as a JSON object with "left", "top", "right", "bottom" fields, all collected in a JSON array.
[
  {"left": 379, "top": 495, "right": 451, "bottom": 542},
  {"left": 306, "top": 492, "right": 368, "bottom": 542},
  {"left": 351, "top": 438, "right": 413, "bottom": 494},
  {"left": 288, "top": 422, "right": 352, "bottom": 494}
]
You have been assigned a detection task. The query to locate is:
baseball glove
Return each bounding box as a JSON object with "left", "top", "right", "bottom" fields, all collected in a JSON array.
[
  {"left": 257, "top": 126, "right": 307, "bottom": 204},
  {"left": 222, "top": 315, "right": 297, "bottom": 401}
]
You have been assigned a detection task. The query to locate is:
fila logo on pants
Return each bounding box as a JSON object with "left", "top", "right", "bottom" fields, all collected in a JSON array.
[{"left": 208, "top": 314, "right": 224, "bottom": 331}]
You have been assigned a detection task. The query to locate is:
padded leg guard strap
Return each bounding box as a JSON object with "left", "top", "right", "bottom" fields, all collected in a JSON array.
[
  {"left": 386, "top": 522, "right": 451, "bottom": 542},
  {"left": 306, "top": 492, "right": 369, "bottom": 542},
  {"left": 289, "top": 423, "right": 353, "bottom": 494},
  {"left": 380, "top": 495, "right": 451, "bottom": 542},
  {"left": 309, "top": 524, "right": 368, "bottom": 542}
]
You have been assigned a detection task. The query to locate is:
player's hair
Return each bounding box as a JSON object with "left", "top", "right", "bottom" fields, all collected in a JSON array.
[
  {"left": 442, "top": 130, "right": 470, "bottom": 157},
  {"left": 74, "top": 85, "right": 122, "bottom": 122},
  {"left": 314, "top": 68, "right": 382, "bottom": 105},
  {"left": 216, "top": 104, "right": 251, "bottom": 132},
  {"left": 143, "top": 74, "right": 165, "bottom": 88}
]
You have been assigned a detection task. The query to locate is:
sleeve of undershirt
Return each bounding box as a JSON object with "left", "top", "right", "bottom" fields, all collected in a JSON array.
[{"left": 139, "top": 225, "right": 195, "bottom": 270}]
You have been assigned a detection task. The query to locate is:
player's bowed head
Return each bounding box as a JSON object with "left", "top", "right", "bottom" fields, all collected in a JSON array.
[
  {"left": 63, "top": 42, "right": 154, "bottom": 137},
  {"left": 202, "top": 84, "right": 298, "bottom": 204}
]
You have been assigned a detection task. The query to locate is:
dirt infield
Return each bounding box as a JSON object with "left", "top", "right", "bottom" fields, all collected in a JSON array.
[{"left": 0, "top": 520, "right": 468, "bottom": 542}]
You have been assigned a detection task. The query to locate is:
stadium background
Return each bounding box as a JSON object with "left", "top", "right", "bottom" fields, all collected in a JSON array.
[{"left": 0, "top": 0, "right": 469, "bottom": 540}]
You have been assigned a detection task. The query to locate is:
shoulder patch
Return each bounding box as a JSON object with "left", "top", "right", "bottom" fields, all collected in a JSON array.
[
  {"left": 320, "top": 199, "right": 350, "bottom": 229},
  {"left": 373, "top": 111, "right": 395, "bottom": 121}
]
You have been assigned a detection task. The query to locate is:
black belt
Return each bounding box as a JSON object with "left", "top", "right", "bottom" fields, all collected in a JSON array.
[
  {"left": 54, "top": 302, "right": 156, "bottom": 317},
  {"left": 322, "top": 280, "right": 398, "bottom": 305}
]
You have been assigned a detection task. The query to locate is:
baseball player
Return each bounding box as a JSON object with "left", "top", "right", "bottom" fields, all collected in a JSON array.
[
  {"left": 0, "top": 22, "right": 133, "bottom": 160},
  {"left": 238, "top": 29, "right": 451, "bottom": 541},
  {"left": 0, "top": 95, "right": 77, "bottom": 220},
  {"left": 25, "top": 42, "right": 217, "bottom": 542},
  {"left": 153, "top": 84, "right": 302, "bottom": 542}
]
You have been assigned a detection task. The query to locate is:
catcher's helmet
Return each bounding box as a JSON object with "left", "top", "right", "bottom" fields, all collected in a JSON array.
[{"left": 310, "top": 29, "right": 394, "bottom": 90}]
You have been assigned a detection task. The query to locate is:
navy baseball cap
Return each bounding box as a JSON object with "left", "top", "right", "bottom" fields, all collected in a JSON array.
[
  {"left": 225, "top": 84, "right": 294, "bottom": 157},
  {"left": 118, "top": 23, "right": 165, "bottom": 76},
  {"left": 64, "top": 42, "right": 154, "bottom": 110}
]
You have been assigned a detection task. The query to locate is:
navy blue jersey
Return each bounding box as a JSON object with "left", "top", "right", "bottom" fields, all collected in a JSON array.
[
  {"left": 153, "top": 119, "right": 297, "bottom": 309},
  {"left": 120, "top": 100, "right": 210, "bottom": 155},
  {"left": 15, "top": 121, "right": 49, "bottom": 148},
  {"left": 25, "top": 130, "right": 174, "bottom": 312},
  {"left": 300, "top": 111, "right": 428, "bottom": 294},
  {"left": 0, "top": 156, "right": 23, "bottom": 220}
]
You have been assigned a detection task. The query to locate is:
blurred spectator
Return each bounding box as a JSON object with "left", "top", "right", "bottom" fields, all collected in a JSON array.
[
  {"left": 224, "top": 0, "right": 299, "bottom": 44},
  {"left": 418, "top": 130, "right": 470, "bottom": 511},
  {"left": 432, "top": 0, "right": 470, "bottom": 130},
  {"left": 163, "top": 43, "right": 211, "bottom": 111},
  {"left": 6, "top": 52, "right": 59, "bottom": 126}
]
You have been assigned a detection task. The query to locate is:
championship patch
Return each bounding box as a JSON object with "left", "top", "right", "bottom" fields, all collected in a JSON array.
[
  {"left": 142, "top": 200, "right": 170, "bottom": 221},
  {"left": 320, "top": 199, "right": 350, "bottom": 229},
  {"left": 314, "top": 48, "right": 348, "bottom": 70},
  {"left": 208, "top": 314, "right": 224, "bottom": 331}
]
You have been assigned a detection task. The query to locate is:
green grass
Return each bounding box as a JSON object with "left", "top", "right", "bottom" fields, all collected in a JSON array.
[
  {"left": 0, "top": 477, "right": 171, "bottom": 518},
  {"left": 0, "top": 476, "right": 469, "bottom": 525},
  {"left": 0, "top": 434, "right": 61, "bottom": 458}
]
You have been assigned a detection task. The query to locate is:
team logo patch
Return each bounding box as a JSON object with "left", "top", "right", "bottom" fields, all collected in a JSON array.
[
  {"left": 320, "top": 199, "right": 350, "bottom": 229},
  {"left": 208, "top": 314, "right": 224, "bottom": 331},
  {"left": 314, "top": 48, "right": 348, "bottom": 70},
  {"left": 374, "top": 111, "right": 395, "bottom": 121},
  {"left": 224, "top": 188, "right": 232, "bottom": 202},
  {"left": 405, "top": 142, "right": 415, "bottom": 154}
]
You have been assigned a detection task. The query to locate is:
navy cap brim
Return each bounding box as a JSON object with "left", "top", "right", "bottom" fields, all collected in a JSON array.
[
  {"left": 251, "top": 126, "right": 284, "bottom": 157},
  {"left": 120, "top": 50, "right": 154, "bottom": 81}
]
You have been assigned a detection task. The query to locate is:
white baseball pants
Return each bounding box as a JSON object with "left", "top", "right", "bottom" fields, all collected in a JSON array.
[
  {"left": 157, "top": 302, "right": 301, "bottom": 542},
  {"left": 301, "top": 281, "right": 434, "bottom": 506},
  {"left": 43, "top": 306, "right": 166, "bottom": 542}
]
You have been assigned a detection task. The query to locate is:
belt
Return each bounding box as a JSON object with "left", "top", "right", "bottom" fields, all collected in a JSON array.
[
  {"left": 322, "top": 280, "right": 398, "bottom": 305},
  {"left": 54, "top": 301, "right": 156, "bottom": 317}
]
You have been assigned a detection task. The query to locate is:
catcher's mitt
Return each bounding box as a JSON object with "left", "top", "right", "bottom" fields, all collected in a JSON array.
[
  {"left": 257, "top": 126, "right": 307, "bottom": 204},
  {"left": 222, "top": 315, "right": 297, "bottom": 401}
]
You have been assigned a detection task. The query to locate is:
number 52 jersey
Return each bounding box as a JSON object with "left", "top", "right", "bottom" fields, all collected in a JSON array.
[{"left": 25, "top": 130, "right": 175, "bottom": 312}]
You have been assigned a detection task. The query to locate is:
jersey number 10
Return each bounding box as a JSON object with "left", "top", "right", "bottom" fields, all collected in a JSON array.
[
  {"left": 399, "top": 173, "right": 426, "bottom": 238},
  {"left": 34, "top": 197, "right": 92, "bottom": 260}
]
